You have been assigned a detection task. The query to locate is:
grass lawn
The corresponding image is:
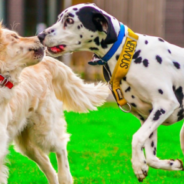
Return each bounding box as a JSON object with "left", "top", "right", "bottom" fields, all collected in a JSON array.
[{"left": 7, "top": 102, "right": 184, "bottom": 184}]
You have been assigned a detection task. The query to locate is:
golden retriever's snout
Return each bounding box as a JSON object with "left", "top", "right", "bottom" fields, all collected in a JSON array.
[
  {"left": 28, "top": 46, "right": 44, "bottom": 62},
  {"left": 34, "top": 47, "right": 44, "bottom": 57},
  {"left": 29, "top": 47, "right": 44, "bottom": 57}
]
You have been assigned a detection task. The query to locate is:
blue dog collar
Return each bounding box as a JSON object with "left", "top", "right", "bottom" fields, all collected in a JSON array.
[{"left": 88, "top": 23, "right": 125, "bottom": 65}]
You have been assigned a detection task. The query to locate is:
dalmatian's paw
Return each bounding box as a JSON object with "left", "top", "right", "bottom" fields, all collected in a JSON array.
[
  {"left": 169, "top": 159, "right": 184, "bottom": 171},
  {"left": 132, "top": 160, "right": 149, "bottom": 182}
]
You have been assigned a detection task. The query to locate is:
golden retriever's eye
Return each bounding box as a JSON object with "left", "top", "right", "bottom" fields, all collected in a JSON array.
[
  {"left": 12, "top": 35, "right": 19, "bottom": 39},
  {"left": 65, "top": 18, "right": 74, "bottom": 24}
]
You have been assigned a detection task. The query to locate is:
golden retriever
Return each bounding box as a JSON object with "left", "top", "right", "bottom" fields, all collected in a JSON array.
[
  {"left": 11, "top": 56, "right": 109, "bottom": 184},
  {"left": 0, "top": 24, "right": 109, "bottom": 184},
  {"left": 0, "top": 23, "right": 44, "bottom": 184}
]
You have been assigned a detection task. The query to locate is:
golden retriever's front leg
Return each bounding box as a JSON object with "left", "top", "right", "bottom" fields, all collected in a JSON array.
[
  {"left": 56, "top": 147, "right": 73, "bottom": 184},
  {"left": 15, "top": 131, "right": 59, "bottom": 184},
  {"left": 180, "top": 123, "right": 184, "bottom": 155},
  {"left": 26, "top": 147, "right": 59, "bottom": 184},
  {"left": 0, "top": 127, "right": 8, "bottom": 184}
]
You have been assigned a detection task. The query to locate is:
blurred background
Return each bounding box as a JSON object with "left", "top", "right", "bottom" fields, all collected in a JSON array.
[{"left": 0, "top": 0, "right": 183, "bottom": 81}]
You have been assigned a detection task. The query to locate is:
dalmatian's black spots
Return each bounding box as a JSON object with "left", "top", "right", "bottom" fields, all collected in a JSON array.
[
  {"left": 158, "top": 89, "right": 163, "bottom": 94},
  {"left": 89, "top": 47, "right": 99, "bottom": 51},
  {"left": 94, "top": 37, "right": 100, "bottom": 46},
  {"left": 101, "top": 40, "right": 108, "bottom": 49},
  {"left": 91, "top": 35, "right": 94, "bottom": 37},
  {"left": 177, "top": 113, "right": 184, "bottom": 121},
  {"left": 116, "top": 55, "right": 120, "bottom": 60},
  {"left": 138, "top": 114, "right": 145, "bottom": 121},
  {"left": 60, "top": 13, "right": 63, "bottom": 18},
  {"left": 123, "top": 77, "right": 126, "bottom": 81},
  {"left": 68, "top": 13, "right": 75, "bottom": 17},
  {"left": 65, "top": 10, "right": 68, "bottom": 13},
  {"left": 78, "top": 41, "right": 81, "bottom": 44},
  {"left": 149, "top": 132, "right": 153, "bottom": 139},
  {"left": 170, "top": 162, "right": 173, "bottom": 166},
  {"left": 133, "top": 50, "right": 141, "bottom": 59},
  {"left": 153, "top": 110, "right": 161, "bottom": 121},
  {"left": 149, "top": 109, "right": 153, "bottom": 113},
  {"left": 173, "top": 61, "right": 180, "bottom": 69},
  {"left": 153, "top": 109, "right": 165, "bottom": 121},
  {"left": 158, "top": 38, "right": 164, "bottom": 42},
  {"left": 134, "top": 57, "right": 142, "bottom": 64},
  {"left": 143, "top": 59, "right": 149, "bottom": 67},
  {"left": 80, "top": 35, "right": 83, "bottom": 38},
  {"left": 168, "top": 49, "right": 171, "bottom": 54},
  {"left": 151, "top": 141, "right": 154, "bottom": 147},
  {"left": 81, "top": 24, "right": 83, "bottom": 28},
  {"left": 177, "top": 108, "right": 184, "bottom": 117},
  {"left": 145, "top": 40, "right": 148, "bottom": 44},
  {"left": 173, "top": 86, "right": 184, "bottom": 106},
  {"left": 156, "top": 55, "right": 162, "bottom": 64},
  {"left": 77, "top": 25, "right": 80, "bottom": 29},
  {"left": 131, "top": 103, "right": 137, "bottom": 107},
  {"left": 125, "top": 86, "right": 131, "bottom": 92},
  {"left": 132, "top": 95, "right": 135, "bottom": 99},
  {"left": 161, "top": 109, "right": 165, "bottom": 114},
  {"left": 177, "top": 108, "right": 184, "bottom": 121},
  {"left": 153, "top": 147, "right": 157, "bottom": 155},
  {"left": 88, "top": 40, "right": 92, "bottom": 43},
  {"left": 73, "top": 8, "right": 78, "bottom": 11}
]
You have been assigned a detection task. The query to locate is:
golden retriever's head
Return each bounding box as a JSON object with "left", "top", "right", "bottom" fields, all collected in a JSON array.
[{"left": 0, "top": 23, "right": 44, "bottom": 71}]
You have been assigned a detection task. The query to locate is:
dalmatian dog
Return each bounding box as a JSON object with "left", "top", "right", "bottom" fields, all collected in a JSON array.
[{"left": 38, "top": 3, "right": 184, "bottom": 182}]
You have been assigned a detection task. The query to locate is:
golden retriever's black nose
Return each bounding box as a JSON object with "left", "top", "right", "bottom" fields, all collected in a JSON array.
[{"left": 38, "top": 33, "right": 46, "bottom": 43}]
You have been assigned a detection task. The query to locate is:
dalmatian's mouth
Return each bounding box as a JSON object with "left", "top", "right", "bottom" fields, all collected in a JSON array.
[{"left": 47, "top": 45, "right": 66, "bottom": 54}]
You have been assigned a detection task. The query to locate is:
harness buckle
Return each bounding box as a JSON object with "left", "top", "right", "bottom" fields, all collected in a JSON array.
[{"left": 118, "top": 103, "right": 132, "bottom": 113}]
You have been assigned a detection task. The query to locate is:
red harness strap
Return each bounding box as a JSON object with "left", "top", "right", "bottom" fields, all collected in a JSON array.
[{"left": 0, "top": 75, "right": 13, "bottom": 89}]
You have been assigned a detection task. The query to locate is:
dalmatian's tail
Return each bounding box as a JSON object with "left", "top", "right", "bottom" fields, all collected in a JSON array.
[
  {"left": 42, "top": 56, "right": 110, "bottom": 113},
  {"left": 180, "top": 123, "right": 184, "bottom": 154}
]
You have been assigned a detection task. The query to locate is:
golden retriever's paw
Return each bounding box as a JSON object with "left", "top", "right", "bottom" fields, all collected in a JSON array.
[{"left": 58, "top": 174, "right": 73, "bottom": 184}]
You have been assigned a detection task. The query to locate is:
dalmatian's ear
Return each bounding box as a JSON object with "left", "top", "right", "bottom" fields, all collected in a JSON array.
[
  {"left": 93, "top": 13, "right": 117, "bottom": 44},
  {"left": 76, "top": 6, "right": 117, "bottom": 44}
]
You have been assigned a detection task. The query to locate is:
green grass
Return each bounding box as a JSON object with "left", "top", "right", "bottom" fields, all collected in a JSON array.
[{"left": 7, "top": 102, "right": 184, "bottom": 184}]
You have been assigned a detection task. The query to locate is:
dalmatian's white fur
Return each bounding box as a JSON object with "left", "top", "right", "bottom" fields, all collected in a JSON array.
[{"left": 38, "top": 3, "right": 184, "bottom": 181}]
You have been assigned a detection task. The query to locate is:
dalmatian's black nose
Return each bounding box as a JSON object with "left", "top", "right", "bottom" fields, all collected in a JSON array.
[{"left": 38, "top": 32, "right": 46, "bottom": 44}]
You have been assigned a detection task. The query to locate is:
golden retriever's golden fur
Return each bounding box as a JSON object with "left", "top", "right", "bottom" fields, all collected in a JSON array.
[
  {"left": 0, "top": 24, "right": 44, "bottom": 184},
  {"left": 0, "top": 25, "right": 109, "bottom": 184},
  {"left": 11, "top": 56, "right": 109, "bottom": 184}
]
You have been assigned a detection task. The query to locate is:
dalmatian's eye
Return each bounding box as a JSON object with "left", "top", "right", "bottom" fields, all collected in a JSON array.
[{"left": 65, "top": 18, "right": 74, "bottom": 24}]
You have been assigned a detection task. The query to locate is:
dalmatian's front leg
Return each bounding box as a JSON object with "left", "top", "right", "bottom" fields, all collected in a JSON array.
[
  {"left": 131, "top": 99, "right": 179, "bottom": 182},
  {"left": 145, "top": 130, "right": 184, "bottom": 170}
]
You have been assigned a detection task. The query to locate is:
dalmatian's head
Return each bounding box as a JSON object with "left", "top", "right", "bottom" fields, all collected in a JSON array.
[{"left": 38, "top": 3, "right": 120, "bottom": 57}]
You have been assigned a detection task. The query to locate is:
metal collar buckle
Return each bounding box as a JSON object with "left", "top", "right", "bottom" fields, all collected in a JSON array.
[
  {"left": 108, "top": 82, "right": 132, "bottom": 113},
  {"left": 0, "top": 75, "right": 9, "bottom": 87},
  {"left": 119, "top": 103, "right": 131, "bottom": 113}
]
